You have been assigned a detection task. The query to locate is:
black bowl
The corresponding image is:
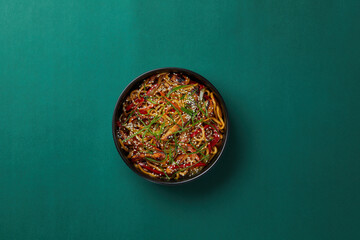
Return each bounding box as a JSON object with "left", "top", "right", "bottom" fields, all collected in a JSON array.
[{"left": 112, "top": 67, "right": 229, "bottom": 185}]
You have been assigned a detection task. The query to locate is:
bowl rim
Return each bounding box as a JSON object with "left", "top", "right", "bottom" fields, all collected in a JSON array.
[{"left": 112, "top": 67, "right": 229, "bottom": 185}]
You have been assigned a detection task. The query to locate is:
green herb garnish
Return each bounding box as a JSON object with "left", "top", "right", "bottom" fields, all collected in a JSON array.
[
  {"left": 181, "top": 107, "right": 194, "bottom": 116},
  {"left": 167, "top": 85, "right": 191, "bottom": 97},
  {"left": 147, "top": 98, "right": 157, "bottom": 104},
  {"left": 123, "top": 128, "right": 147, "bottom": 142},
  {"left": 159, "top": 166, "right": 170, "bottom": 180},
  {"left": 145, "top": 157, "right": 163, "bottom": 163},
  {"left": 124, "top": 110, "right": 134, "bottom": 123},
  {"left": 196, "top": 101, "right": 206, "bottom": 117}
]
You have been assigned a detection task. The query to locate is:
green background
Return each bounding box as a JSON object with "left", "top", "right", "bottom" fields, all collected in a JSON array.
[{"left": 1, "top": 0, "right": 360, "bottom": 239}]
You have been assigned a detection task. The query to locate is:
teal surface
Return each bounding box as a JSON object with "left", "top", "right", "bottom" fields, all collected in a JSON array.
[{"left": 1, "top": 0, "right": 360, "bottom": 239}]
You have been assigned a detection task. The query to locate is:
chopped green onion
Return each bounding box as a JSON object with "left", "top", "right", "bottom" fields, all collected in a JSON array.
[
  {"left": 196, "top": 102, "right": 206, "bottom": 116},
  {"left": 124, "top": 109, "right": 165, "bottom": 142},
  {"left": 204, "top": 101, "right": 208, "bottom": 117},
  {"left": 162, "top": 97, "right": 184, "bottom": 126},
  {"left": 147, "top": 98, "right": 157, "bottom": 104},
  {"left": 159, "top": 166, "right": 170, "bottom": 180},
  {"left": 167, "top": 85, "right": 191, "bottom": 97},
  {"left": 181, "top": 107, "right": 194, "bottom": 116},
  {"left": 124, "top": 110, "right": 134, "bottom": 123},
  {"left": 145, "top": 157, "right": 163, "bottom": 163},
  {"left": 123, "top": 128, "right": 147, "bottom": 142},
  {"left": 206, "top": 122, "right": 218, "bottom": 132},
  {"left": 168, "top": 153, "right": 174, "bottom": 164},
  {"left": 178, "top": 144, "right": 187, "bottom": 153}
]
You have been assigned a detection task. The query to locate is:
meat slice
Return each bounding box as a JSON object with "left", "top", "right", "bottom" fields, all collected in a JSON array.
[
  {"left": 175, "top": 153, "right": 200, "bottom": 164},
  {"left": 160, "top": 124, "right": 181, "bottom": 141},
  {"left": 170, "top": 73, "right": 189, "bottom": 85},
  {"left": 160, "top": 118, "right": 189, "bottom": 141}
]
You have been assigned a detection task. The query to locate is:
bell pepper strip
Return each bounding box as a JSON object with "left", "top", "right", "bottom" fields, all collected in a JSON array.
[
  {"left": 188, "top": 80, "right": 198, "bottom": 85},
  {"left": 203, "top": 94, "right": 210, "bottom": 101},
  {"left": 131, "top": 98, "right": 145, "bottom": 116},
  {"left": 136, "top": 98, "right": 144, "bottom": 108},
  {"left": 208, "top": 134, "right": 220, "bottom": 151},
  {"left": 138, "top": 109, "right": 148, "bottom": 114},
  {"left": 166, "top": 108, "right": 175, "bottom": 113},
  {"left": 199, "top": 84, "right": 205, "bottom": 90},
  {"left": 146, "top": 83, "right": 159, "bottom": 96},
  {"left": 125, "top": 103, "right": 135, "bottom": 111},
  {"left": 190, "top": 128, "right": 201, "bottom": 138},
  {"left": 137, "top": 104, "right": 155, "bottom": 115},
  {"left": 116, "top": 121, "right": 121, "bottom": 127},
  {"left": 204, "top": 124, "right": 220, "bottom": 151},
  {"left": 139, "top": 163, "right": 164, "bottom": 175},
  {"left": 125, "top": 98, "right": 144, "bottom": 112},
  {"left": 189, "top": 162, "right": 206, "bottom": 167}
]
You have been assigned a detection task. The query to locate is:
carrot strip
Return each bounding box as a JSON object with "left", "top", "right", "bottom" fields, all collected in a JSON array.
[{"left": 160, "top": 92, "right": 182, "bottom": 113}]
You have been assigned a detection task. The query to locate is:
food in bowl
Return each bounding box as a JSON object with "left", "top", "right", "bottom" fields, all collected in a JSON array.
[{"left": 115, "top": 72, "right": 226, "bottom": 180}]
